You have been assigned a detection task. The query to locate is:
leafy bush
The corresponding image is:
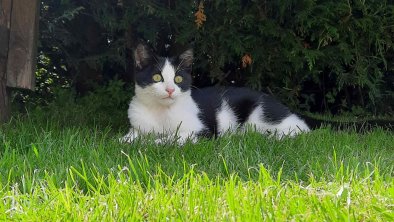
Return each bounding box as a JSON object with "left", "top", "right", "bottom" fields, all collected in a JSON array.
[
  {"left": 33, "top": 0, "right": 394, "bottom": 115},
  {"left": 13, "top": 80, "right": 132, "bottom": 129}
]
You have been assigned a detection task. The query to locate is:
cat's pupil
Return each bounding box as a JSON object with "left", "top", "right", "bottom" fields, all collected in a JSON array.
[
  {"left": 152, "top": 74, "right": 162, "bottom": 82},
  {"left": 174, "top": 76, "right": 183, "bottom": 83}
]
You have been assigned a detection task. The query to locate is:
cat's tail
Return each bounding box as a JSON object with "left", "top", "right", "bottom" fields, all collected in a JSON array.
[{"left": 296, "top": 113, "right": 394, "bottom": 132}]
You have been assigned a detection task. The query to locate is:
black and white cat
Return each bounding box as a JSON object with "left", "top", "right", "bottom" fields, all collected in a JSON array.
[{"left": 121, "top": 44, "right": 310, "bottom": 144}]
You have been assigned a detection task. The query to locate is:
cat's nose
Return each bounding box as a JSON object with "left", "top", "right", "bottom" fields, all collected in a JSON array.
[{"left": 166, "top": 87, "right": 175, "bottom": 95}]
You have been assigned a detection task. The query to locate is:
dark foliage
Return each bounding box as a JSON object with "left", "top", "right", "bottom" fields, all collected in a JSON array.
[{"left": 25, "top": 0, "right": 394, "bottom": 115}]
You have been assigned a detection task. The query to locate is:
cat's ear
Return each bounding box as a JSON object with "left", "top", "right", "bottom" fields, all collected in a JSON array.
[
  {"left": 134, "top": 44, "right": 151, "bottom": 69},
  {"left": 179, "top": 49, "right": 193, "bottom": 67}
]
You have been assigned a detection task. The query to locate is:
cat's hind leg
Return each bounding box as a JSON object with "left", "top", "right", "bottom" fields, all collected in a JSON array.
[
  {"left": 274, "top": 114, "right": 310, "bottom": 138},
  {"left": 245, "top": 105, "right": 310, "bottom": 138}
]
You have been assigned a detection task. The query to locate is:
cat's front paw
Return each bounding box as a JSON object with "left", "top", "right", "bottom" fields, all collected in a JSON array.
[
  {"left": 119, "top": 135, "right": 134, "bottom": 143},
  {"left": 154, "top": 137, "right": 167, "bottom": 145},
  {"left": 154, "top": 135, "right": 177, "bottom": 145},
  {"left": 175, "top": 132, "right": 198, "bottom": 146},
  {"left": 119, "top": 130, "right": 138, "bottom": 143},
  {"left": 177, "top": 134, "right": 198, "bottom": 145},
  {"left": 154, "top": 133, "right": 197, "bottom": 146}
]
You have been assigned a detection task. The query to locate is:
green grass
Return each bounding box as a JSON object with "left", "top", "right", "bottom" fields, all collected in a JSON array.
[{"left": 1, "top": 104, "right": 393, "bottom": 221}]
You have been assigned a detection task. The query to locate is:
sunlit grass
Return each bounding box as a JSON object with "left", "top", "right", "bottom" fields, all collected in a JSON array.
[{"left": 0, "top": 107, "right": 393, "bottom": 220}]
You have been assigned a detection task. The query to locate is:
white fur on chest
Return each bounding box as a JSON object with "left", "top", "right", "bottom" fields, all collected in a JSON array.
[{"left": 128, "top": 94, "right": 204, "bottom": 135}]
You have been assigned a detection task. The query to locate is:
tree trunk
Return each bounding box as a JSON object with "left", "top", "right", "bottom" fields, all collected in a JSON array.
[
  {"left": 6, "top": 0, "right": 39, "bottom": 90},
  {"left": 0, "top": 0, "right": 12, "bottom": 123}
]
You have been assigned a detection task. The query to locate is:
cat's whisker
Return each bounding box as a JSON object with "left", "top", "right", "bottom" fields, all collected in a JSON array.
[
  {"left": 190, "top": 85, "right": 199, "bottom": 90},
  {"left": 176, "top": 58, "right": 186, "bottom": 72},
  {"left": 176, "top": 66, "right": 191, "bottom": 73},
  {"left": 152, "top": 54, "right": 159, "bottom": 63},
  {"left": 152, "top": 55, "right": 164, "bottom": 71},
  {"left": 176, "top": 68, "right": 185, "bottom": 73}
]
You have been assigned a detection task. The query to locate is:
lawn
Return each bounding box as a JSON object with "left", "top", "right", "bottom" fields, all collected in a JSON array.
[{"left": 0, "top": 103, "right": 393, "bottom": 221}]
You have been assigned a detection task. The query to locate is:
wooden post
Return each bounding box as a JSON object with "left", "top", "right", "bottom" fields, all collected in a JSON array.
[
  {"left": 0, "top": 0, "right": 12, "bottom": 123},
  {"left": 0, "top": 0, "right": 39, "bottom": 123},
  {"left": 6, "top": 0, "right": 39, "bottom": 89}
]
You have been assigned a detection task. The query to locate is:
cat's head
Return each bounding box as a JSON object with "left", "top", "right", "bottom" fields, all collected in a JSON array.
[{"left": 133, "top": 43, "right": 193, "bottom": 106}]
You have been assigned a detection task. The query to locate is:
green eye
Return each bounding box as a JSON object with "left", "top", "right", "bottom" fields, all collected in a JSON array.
[
  {"left": 152, "top": 74, "right": 162, "bottom": 82},
  {"left": 174, "top": 76, "right": 183, "bottom": 83}
]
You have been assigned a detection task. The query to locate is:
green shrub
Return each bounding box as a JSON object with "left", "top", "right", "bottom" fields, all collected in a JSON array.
[{"left": 34, "top": 0, "right": 394, "bottom": 115}]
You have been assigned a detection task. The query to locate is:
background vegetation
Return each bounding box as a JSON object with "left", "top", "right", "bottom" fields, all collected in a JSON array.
[
  {"left": 14, "top": 0, "right": 394, "bottom": 116},
  {"left": 2, "top": 1, "right": 393, "bottom": 219}
]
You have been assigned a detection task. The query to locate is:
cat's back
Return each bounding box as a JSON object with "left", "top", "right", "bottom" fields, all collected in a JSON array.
[
  {"left": 191, "top": 86, "right": 293, "bottom": 135},
  {"left": 191, "top": 86, "right": 291, "bottom": 118},
  {"left": 191, "top": 86, "right": 260, "bottom": 106},
  {"left": 223, "top": 87, "right": 291, "bottom": 123}
]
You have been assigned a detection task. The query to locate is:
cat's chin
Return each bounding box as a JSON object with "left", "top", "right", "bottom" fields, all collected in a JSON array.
[{"left": 157, "top": 97, "right": 176, "bottom": 106}]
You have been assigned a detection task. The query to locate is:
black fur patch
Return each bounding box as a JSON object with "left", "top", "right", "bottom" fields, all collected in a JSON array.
[
  {"left": 191, "top": 87, "right": 222, "bottom": 136},
  {"left": 191, "top": 87, "right": 292, "bottom": 137},
  {"left": 259, "top": 94, "right": 291, "bottom": 123},
  {"left": 169, "top": 57, "right": 193, "bottom": 92},
  {"left": 135, "top": 56, "right": 192, "bottom": 92},
  {"left": 134, "top": 57, "right": 165, "bottom": 88},
  {"left": 222, "top": 87, "right": 260, "bottom": 124}
]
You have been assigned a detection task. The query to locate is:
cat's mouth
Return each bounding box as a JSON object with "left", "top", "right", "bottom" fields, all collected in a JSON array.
[{"left": 162, "top": 96, "right": 174, "bottom": 100}]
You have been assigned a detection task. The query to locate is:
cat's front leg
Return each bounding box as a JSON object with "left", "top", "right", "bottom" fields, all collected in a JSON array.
[
  {"left": 119, "top": 129, "right": 139, "bottom": 143},
  {"left": 154, "top": 132, "right": 197, "bottom": 146},
  {"left": 176, "top": 132, "right": 198, "bottom": 145}
]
